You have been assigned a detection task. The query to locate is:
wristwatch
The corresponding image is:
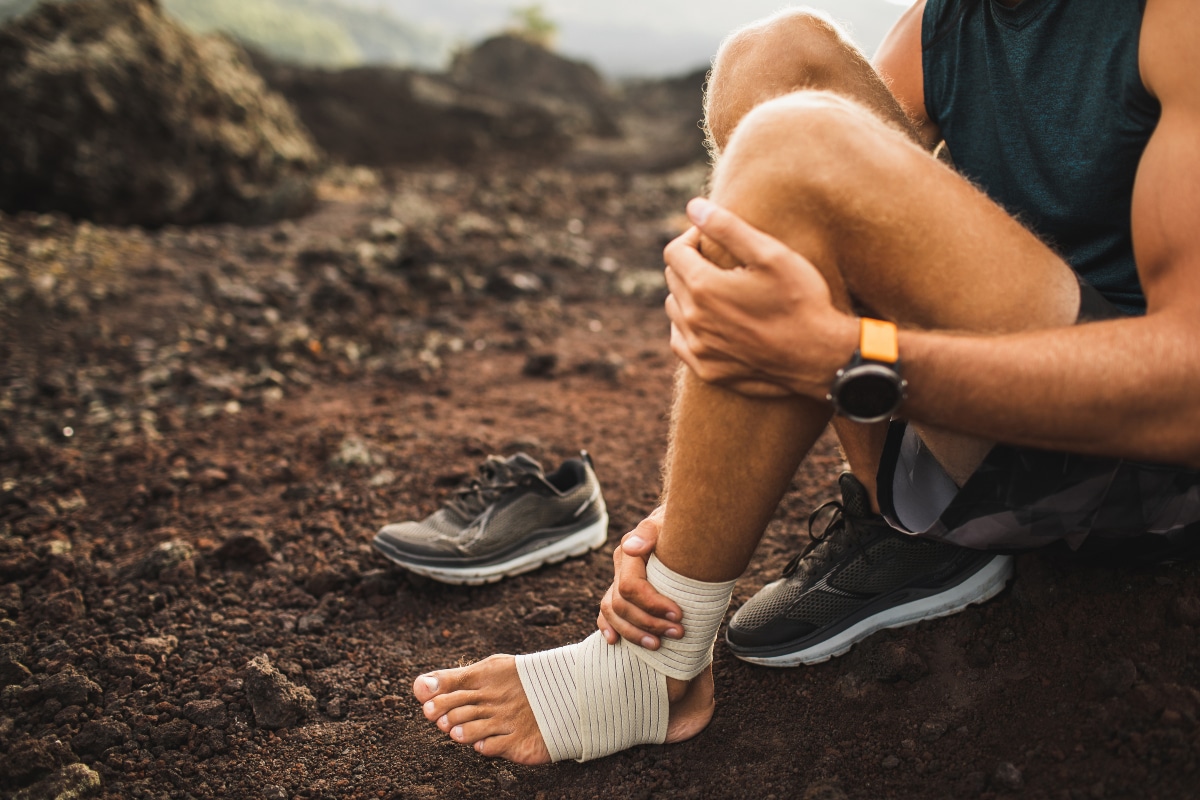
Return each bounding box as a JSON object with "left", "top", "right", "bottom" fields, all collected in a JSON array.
[{"left": 827, "top": 318, "right": 907, "bottom": 423}]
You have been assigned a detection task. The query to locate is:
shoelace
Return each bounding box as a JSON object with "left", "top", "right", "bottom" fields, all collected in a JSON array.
[
  {"left": 781, "top": 499, "right": 874, "bottom": 578},
  {"left": 444, "top": 457, "right": 536, "bottom": 518}
]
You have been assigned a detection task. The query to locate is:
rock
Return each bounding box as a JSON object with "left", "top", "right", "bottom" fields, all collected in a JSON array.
[
  {"left": 183, "top": 699, "right": 228, "bottom": 729},
  {"left": 195, "top": 468, "right": 230, "bottom": 490},
  {"left": 881, "top": 755, "right": 901, "bottom": 769},
  {"left": 451, "top": 35, "right": 619, "bottom": 138},
  {"left": 920, "top": 720, "right": 949, "bottom": 742},
  {"left": 802, "top": 784, "right": 849, "bottom": 800},
  {"left": 42, "top": 589, "right": 84, "bottom": 622},
  {"left": 138, "top": 540, "right": 196, "bottom": 578},
  {"left": 0, "top": 0, "right": 320, "bottom": 227},
  {"left": 993, "top": 762, "right": 1024, "bottom": 791},
  {"left": 522, "top": 352, "right": 558, "bottom": 378},
  {"left": 242, "top": 655, "right": 315, "bottom": 730},
  {"left": 213, "top": 534, "right": 273, "bottom": 565},
  {"left": 866, "top": 641, "right": 929, "bottom": 684},
  {"left": 0, "top": 583, "right": 22, "bottom": 615},
  {"left": 331, "top": 435, "right": 380, "bottom": 469},
  {"left": 0, "top": 737, "right": 73, "bottom": 787},
  {"left": 262, "top": 786, "right": 288, "bottom": 800},
  {"left": 0, "top": 644, "right": 31, "bottom": 687},
  {"left": 135, "top": 636, "right": 178, "bottom": 658},
  {"left": 523, "top": 605, "right": 564, "bottom": 626},
  {"left": 40, "top": 668, "right": 101, "bottom": 706},
  {"left": 253, "top": 56, "right": 568, "bottom": 167},
  {"left": 72, "top": 719, "right": 131, "bottom": 755},
  {"left": 296, "top": 613, "right": 326, "bottom": 635},
  {"left": 11, "top": 763, "right": 101, "bottom": 800},
  {"left": 150, "top": 718, "right": 193, "bottom": 749}
]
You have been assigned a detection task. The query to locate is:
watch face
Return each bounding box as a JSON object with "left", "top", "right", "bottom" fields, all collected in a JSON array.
[{"left": 834, "top": 364, "right": 905, "bottom": 423}]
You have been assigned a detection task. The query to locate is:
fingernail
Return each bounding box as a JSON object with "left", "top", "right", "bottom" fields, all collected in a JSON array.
[
  {"left": 665, "top": 628, "right": 682, "bottom": 639},
  {"left": 666, "top": 611, "right": 679, "bottom": 622},
  {"left": 422, "top": 675, "right": 439, "bottom": 692},
  {"left": 424, "top": 701, "right": 435, "bottom": 714},
  {"left": 451, "top": 725, "right": 464, "bottom": 740},
  {"left": 625, "top": 535, "right": 646, "bottom": 550},
  {"left": 640, "top": 635, "right": 657, "bottom": 649},
  {"left": 687, "top": 197, "right": 716, "bottom": 226}
]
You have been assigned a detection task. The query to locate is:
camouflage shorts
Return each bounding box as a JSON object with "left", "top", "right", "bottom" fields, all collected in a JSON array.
[{"left": 876, "top": 279, "right": 1200, "bottom": 550}]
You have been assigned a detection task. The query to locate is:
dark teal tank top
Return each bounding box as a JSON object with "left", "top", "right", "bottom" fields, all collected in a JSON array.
[{"left": 922, "top": 0, "right": 1160, "bottom": 313}]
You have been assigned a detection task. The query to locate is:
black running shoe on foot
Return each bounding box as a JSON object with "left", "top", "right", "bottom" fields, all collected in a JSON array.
[
  {"left": 373, "top": 452, "right": 608, "bottom": 585},
  {"left": 726, "top": 472, "right": 1013, "bottom": 667}
]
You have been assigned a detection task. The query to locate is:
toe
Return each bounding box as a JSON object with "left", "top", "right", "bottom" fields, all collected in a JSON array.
[
  {"left": 413, "top": 672, "right": 441, "bottom": 702},
  {"left": 443, "top": 704, "right": 485, "bottom": 728},
  {"left": 450, "top": 717, "right": 508, "bottom": 745},
  {"left": 423, "top": 689, "right": 478, "bottom": 721}
]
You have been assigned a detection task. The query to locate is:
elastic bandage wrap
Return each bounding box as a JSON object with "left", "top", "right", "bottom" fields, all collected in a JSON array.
[{"left": 515, "top": 555, "right": 736, "bottom": 762}]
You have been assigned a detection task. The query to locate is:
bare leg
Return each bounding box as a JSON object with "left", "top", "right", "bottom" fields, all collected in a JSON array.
[{"left": 413, "top": 10, "right": 1079, "bottom": 765}]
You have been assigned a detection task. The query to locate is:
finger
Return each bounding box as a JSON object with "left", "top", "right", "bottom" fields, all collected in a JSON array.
[
  {"left": 664, "top": 224, "right": 739, "bottom": 287},
  {"left": 620, "top": 516, "right": 662, "bottom": 556},
  {"left": 597, "top": 602, "right": 618, "bottom": 645},
  {"left": 601, "top": 587, "right": 663, "bottom": 648},
  {"left": 685, "top": 197, "right": 793, "bottom": 272}
]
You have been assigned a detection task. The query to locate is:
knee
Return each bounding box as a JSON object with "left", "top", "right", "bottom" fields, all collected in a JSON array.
[
  {"left": 706, "top": 10, "right": 856, "bottom": 151},
  {"left": 724, "top": 91, "right": 889, "bottom": 193}
]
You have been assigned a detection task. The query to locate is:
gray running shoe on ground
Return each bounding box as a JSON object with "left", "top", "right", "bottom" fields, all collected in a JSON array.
[
  {"left": 726, "top": 472, "right": 1013, "bottom": 667},
  {"left": 373, "top": 451, "right": 608, "bottom": 585}
]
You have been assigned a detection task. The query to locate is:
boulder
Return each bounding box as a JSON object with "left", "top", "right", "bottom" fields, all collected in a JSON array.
[
  {"left": 451, "top": 34, "right": 620, "bottom": 138},
  {"left": 0, "top": 0, "right": 321, "bottom": 227}
]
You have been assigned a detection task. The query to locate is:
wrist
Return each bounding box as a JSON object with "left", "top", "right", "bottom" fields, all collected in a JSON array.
[{"left": 827, "top": 317, "right": 908, "bottom": 423}]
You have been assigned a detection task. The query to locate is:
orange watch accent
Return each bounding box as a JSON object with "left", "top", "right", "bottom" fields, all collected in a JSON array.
[{"left": 859, "top": 318, "right": 899, "bottom": 364}]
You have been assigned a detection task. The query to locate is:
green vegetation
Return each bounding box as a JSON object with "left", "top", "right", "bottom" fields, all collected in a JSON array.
[
  {"left": 0, "top": 0, "right": 447, "bottom": 69},
  {"left": 506, "top": 4, "right": 557, "bottom": 49}
]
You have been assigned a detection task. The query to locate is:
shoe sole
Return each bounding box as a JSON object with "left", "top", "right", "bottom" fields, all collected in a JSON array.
[
  {"left": 373, "top": 513, "right": 610, "bottom": 586},
  {"left": 728, "top": 554, "right": 1014, "bottom": 667}
]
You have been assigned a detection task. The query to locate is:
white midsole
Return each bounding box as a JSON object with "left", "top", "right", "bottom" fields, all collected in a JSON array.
[
  {"left": 733, "top": 554, "right": 1015, "bottom": 667},
  {"left": 390, "top": 513, "right": 610, "bottom": 586}
]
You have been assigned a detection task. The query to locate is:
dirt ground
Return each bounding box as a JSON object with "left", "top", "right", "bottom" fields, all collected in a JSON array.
[{"left": 2, "top": 162, "right": 1199, "bottom": 800}]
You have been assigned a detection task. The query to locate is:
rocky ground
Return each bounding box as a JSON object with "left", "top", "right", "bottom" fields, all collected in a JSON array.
[{"left": 2, "top": 155, "right": 1200, "bottom": 800}]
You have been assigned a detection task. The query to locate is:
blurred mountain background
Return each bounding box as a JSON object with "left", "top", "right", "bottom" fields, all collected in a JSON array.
[{"left": 0, "top": 0, "right": 908, "bottom": 75}]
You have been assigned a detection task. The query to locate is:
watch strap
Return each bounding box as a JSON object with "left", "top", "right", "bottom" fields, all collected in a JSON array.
[{"left": 859, "top": 318, "right": 898, "bottom": 364}]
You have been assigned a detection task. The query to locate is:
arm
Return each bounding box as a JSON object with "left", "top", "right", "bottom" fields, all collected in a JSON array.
[
  {"left": 894, "top": 0, "right": 1200, "bottom": 465},
  {"left": 667, "top": 0, "right": 1200, "bottom": 468},
  {"left": 872, "top": 0, "right": 941, "bottom": 150}
]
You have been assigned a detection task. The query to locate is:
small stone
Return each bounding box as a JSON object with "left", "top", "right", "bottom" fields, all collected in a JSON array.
[
  {"left": 138, "top": 540, "right": 196, "bottom": 578},
  {"left": 40, "top": 668, "right": 100, "bottom": 707},
  {"left": 72, "top": 719, "right": 131, "bottom": 755},
  {"left": 522, "top": 352, "right": 558, "bottom": 378},
  {"left": 136, "top": 636, "right": 178, "bottom": 658},
  {"left": 0, "top": 583, "right": 23, "bottom": 615},
  {"left": 881, "top": 755, "right": 901, "bottom": 769},
  {"left": 993, "top": 762, "right": 1023, "bottom": 791},
  {"left": 41, "top": 588, "right": 84, "bottom": 622},
  {"left": 151, "top": 718, "right": 193, "bottom": 749},
  {"left": 263, "top": 785, "right": 288, "bottom": 800},
  {"left": 523, "top": 605, "right": 564, "bottom": 626},
  {"left": 214, "top": 534, "right": 273, "bottom": 565},
  {"left": 297, "top": 613, "right": 326, "bottom": 635},
  {"left": 183, "top": 699, "right": 228, "bottom": 728},
  {"left": 0, "top": 644, "right": 31, "bottom": 687},
  {"left": 919, "top": 720, "right": 949, "bottom": 742},
  {"left": 868, "top": 641, "right": 929, "bottom": 683},
  {"left": 331, "top": 435, "right": 380, "bottom": 468},
  {"left": 11, "top": 763, "right": 100, "bottom": 800},
  {"left": 242, "top": 655, "right": 315, "bottom": 730},
  {"left": 196, "top": 468, "right": 230, "bottom": 490},
  {"left": 802, "top": 784, "right": 848, "bottom": 800}
]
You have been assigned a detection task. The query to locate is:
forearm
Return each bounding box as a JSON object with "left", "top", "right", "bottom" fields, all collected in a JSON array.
[{"left": 896, "top": 310, "right": 1200, "bottom": 466}]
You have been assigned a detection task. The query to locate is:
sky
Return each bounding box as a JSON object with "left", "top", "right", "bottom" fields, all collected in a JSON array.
[{"left": 374, "top": 0, "right": 913, "bottom": 77}]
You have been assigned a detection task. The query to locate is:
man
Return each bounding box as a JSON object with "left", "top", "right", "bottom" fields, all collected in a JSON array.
[{"left": 412, "top": 0, "right": 1200, "bottom": 764}]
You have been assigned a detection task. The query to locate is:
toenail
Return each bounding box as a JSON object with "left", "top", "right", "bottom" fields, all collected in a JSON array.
[
  {"left": 424, "top": 701, "right": 435, "bottom": 715},
  {"left": 438, "top": 715, "right": 448, "bottom": 727},
  {"left": 422, "top": 675, "right": 439, "bottom": 692},
  {"left": 451, "top": 726, "right": 463, "bottom": 740},
  {"left": 640, "top": 635, "right": 657, "bottom": 649},
  {"left": 475, "top": 741, "right": 484, "bottom": 753},
  {"left": 665, "top": 628, "right": 681, "bottom": 639},
  {"left": 666, "top": 611, "right": 679, "bottom": 622}
]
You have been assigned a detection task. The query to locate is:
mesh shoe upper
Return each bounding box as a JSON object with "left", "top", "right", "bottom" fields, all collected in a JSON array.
[
  {"left": 727, "top": 473, "right": 991, "bottom": 650},
  {"left": 376, "top": 453, "right": 603, "bottom": 562}
]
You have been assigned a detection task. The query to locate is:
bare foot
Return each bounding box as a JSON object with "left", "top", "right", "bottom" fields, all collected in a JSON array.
[{"left": 413, "top": 653, "right": 715, "bottom": 764}]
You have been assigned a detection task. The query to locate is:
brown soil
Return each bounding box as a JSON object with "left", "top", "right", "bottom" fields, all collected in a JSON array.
[{"left": 1, "top": 163, "right": 1198, "bottom": 800}]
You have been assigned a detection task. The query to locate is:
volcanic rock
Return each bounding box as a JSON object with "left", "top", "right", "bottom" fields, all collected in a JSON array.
[
  {"left": 242, "top": 655, "right": 314, "bottom": 730},
  {"left": 0, "top": 0, "right": 321, "bottom": 227}
]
